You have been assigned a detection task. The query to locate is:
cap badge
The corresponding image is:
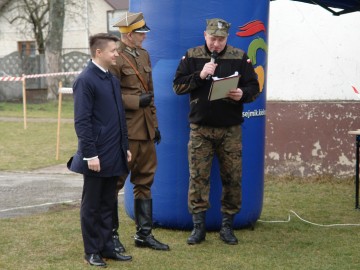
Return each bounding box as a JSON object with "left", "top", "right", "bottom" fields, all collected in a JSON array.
[{"left": 217, "top": 21, "right": 224, "bottom": 29}]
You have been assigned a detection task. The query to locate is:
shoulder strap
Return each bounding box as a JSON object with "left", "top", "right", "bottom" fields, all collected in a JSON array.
[{"left": 119, "top": 52, "right": 148, "bottom": 92}]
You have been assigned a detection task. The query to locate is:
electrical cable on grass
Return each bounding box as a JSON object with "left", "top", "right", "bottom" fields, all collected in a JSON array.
[{"left": 258, "top": 210, "right": 360, "bottom": 227}]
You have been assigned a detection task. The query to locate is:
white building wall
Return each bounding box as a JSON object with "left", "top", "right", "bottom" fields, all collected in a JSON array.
[
  {"left": 62, "top": 0, "right": 116, "bottom": 51},
  {"left": 0, "top": 16, "right": 32, "bottom": 57},
  {"left": 267, "top": 0, "right": 360, "bottom": 100},
  {"left": 0, "top": 0, "right": 115, "bottom": 57}
]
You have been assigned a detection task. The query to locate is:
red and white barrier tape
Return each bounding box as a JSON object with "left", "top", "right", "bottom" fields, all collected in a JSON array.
[
  {"left": 24, "top": 71, "right": 80, "bottom": 79},
  {"left": 0, "top": 76, "right": 23, "bottom": 81},
  {"left": 0, "top": 71, "right": 81, "bottom": 82}
]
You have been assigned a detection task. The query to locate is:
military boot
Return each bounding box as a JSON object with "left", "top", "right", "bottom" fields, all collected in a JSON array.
[
  {"left": 187, "top": 212, "right": 206, "bottom": 245},
  {"left": 134, "top": 199, "right": 170, "bottom": 251},
  {"left": 219, "top": 213, "right": 238, "bottom": 245}
]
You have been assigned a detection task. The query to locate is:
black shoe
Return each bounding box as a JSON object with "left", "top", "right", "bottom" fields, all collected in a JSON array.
[
  {"left": 101, "top": 250, "right": 132, "bottom": 261},
  {"left": 220, "top": 226, "right": 238, "bottom": 245},
  {"left": 84, "top": 253, "right": 107, "bottom": 267},
  {"left": 187, "top": 223, "right": 206, "bottom": 245},
  {"left": 134, "top": 234, "right": 170, "bottom": 251},
  {"left": 112, "top": 233, "right": 125, "bottom": 253}
]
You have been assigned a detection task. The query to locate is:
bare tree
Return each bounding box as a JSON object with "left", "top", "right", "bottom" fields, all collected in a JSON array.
[
  {"left": 3, "top": 0, "right": 50, "bottom": 54},
  {"left": 45, "top": 0, "right": 64, "bottom": 99},
  {"left": 0, "top": 0, "right": 86, "bottom": 99}
]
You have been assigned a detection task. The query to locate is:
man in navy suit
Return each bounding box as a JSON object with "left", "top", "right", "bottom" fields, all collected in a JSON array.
[{"left": 68, "top": 33, "right": 132, "bottom": 267}]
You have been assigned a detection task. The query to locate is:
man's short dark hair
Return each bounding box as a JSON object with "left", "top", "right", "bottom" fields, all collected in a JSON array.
[{"left": 89, "top": 33, "right": 119, "bottom": 57}]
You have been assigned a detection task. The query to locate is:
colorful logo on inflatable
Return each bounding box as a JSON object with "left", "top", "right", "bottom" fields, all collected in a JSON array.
[{"left": 236, "top": 20, "right": 267, "bottom": 93}]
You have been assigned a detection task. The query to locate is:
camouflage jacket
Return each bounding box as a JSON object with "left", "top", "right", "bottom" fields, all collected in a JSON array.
[{"left": 173, "top": 44, "right": 260, "bottom": 127}]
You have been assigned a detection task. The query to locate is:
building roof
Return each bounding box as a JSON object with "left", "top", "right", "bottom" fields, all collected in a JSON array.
[
  {"left": 105, "top": 0, "right": 128, "bottom": 10},
  {"left": 271, "top": 0, "right": 360, "bottom": 15}
]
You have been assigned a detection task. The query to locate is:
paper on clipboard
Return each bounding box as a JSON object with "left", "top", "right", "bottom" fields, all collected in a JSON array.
[{"left": 208, "top": 72, "right": 241, "bottom": 101}]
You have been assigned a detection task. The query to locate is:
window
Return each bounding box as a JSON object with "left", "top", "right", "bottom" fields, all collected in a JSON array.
[{"left": 18, "top": 41, "right": 36, "bottom": 57}]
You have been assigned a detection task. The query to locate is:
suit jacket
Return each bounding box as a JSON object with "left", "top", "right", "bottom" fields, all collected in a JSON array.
[
  {"left": 109, "top": 42, "right": 158, "bottom": 141},
  {"left": 68, "top": 60, "right": 129, "bottom": 177}
]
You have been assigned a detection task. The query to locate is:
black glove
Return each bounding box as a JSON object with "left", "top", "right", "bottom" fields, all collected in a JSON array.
[
  {"left": 139, "top": 92, "right": 154, "bottom": 107},
  {"left": 154, "top": 128, "right": 161, "bottom": 145}
]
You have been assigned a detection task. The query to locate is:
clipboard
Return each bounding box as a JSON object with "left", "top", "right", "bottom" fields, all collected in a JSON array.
[{"left": 208, "top": 72, "right": 241, "bottom": 101}]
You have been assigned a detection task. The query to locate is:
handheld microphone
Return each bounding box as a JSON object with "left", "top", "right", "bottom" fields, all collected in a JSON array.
[{"left": 206, "top": 51, "right": 218, "bottom": 80}]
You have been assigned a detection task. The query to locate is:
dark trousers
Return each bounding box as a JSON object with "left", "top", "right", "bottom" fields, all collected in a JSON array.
[{"left": 81, "top": 175, "right": 118, "bottom": 254}]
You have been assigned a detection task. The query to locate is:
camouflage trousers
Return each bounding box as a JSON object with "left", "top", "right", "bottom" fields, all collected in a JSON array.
[{"left": 188, "top": 123, "right": 242, "bottom": 215}]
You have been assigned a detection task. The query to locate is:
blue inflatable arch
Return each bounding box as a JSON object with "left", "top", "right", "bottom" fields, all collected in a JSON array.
[{"left": 124, "top": 0, "right": 269, "bottom": 230}]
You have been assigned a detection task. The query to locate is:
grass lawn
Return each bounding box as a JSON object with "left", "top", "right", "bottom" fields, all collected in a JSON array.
[
  {"left": 0, "top": 100, "right": 76, "bottom": 171},
  {"left": 0, "top": 178, "right": 359, "bottom": 270},
  {"left": 0, "top": 99, "right": 74, "bottom": 119},
  {"left": 0, "top": 101, "right": 359, "bottom": 269}
]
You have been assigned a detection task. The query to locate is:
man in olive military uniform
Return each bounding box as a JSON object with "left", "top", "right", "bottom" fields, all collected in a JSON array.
[
  {"left": 173, "top": 18, "right": 260, "bottom": 245},
  {"left": 109, "top": 12, "right": 169, "bottom": 252}
]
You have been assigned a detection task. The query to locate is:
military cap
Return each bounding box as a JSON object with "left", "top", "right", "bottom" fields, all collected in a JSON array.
[
  {"left": 205, "top": 18, "right": 231, "bottom": 37},
  {"left": 113, "top": 12, "right": 150, "bottom": 34}
]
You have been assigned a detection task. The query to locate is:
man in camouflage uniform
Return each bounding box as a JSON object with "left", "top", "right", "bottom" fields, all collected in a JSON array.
[
  {"left": 110, "top": 12, "right": 169, "bottom": 251},
  {"left": 173, "top": 18, "right": 260, "bottom": 245}
]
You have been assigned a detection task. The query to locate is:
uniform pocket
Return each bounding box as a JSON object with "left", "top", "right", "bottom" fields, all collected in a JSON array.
[
  {"left": 190, "top": 136, "right": 203, "bottom": 149},
  {"left": 224, "top": 141, "right": 241, "bottom": 153},
  {"left": 123, "top": 68, "right": 136, "bottom": 76},
  {"left": 223, "top": 126, "right": 242, "bottom": 153},
  {"left": 144, "top": 66, "right": 152, "bottom": 73}
]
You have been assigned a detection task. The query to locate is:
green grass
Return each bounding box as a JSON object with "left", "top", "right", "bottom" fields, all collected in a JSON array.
[
  {"left": 0, "top": 179, "right": 359, "bottom": 269},
  {"left": 0, "top": 101, "right": 359, "bottom": 269},
  {"left": 0, "top": 99, "right": 74, "bottom": 119},
  {"left": 0, "top": 100, "right": 76, "bottom": 170},
  {"left": 0, "top": 121, "right": 77, "bottom": 170}
]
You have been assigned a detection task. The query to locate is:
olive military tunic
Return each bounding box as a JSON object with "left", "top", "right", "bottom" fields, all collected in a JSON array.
[{"left": 110, "top": 41, "right": 158, "bottom": 198}]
